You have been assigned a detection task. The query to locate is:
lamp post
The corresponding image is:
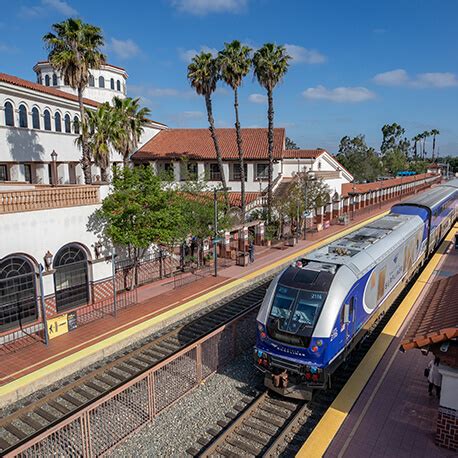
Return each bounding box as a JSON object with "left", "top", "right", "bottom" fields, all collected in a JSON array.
[
  {"left": 213, "top": 187, "right": 231, "bottom": 277},
  {"left": 303, "top": 171, "right": 316, "bottom": 240},
  {"left": 50, "top": 150, "right": 58, "bottom": 187}
]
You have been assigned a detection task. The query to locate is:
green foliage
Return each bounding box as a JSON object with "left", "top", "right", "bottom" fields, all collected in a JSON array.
[
  {"left": 383, "top": 148, "right": 408, "bottom": 175},
  {"left": 380, "top": 123, "right": 406, "bottom": 156},
  {"left": 96, "top": 166, "right": 186, "bottom": 252},
  {"left": 408, "top": 160, "right": 428, "bottom": 174},
  {"left": 285, "top": 137, "right": 300, "bottom": 150},
  {"left": 336, "top": 135, "right": 382, "bottom": 182}
]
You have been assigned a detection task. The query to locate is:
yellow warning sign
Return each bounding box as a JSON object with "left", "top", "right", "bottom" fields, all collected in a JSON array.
[{"left": 48, "top": 313, "right": 69, "bottom": 339}]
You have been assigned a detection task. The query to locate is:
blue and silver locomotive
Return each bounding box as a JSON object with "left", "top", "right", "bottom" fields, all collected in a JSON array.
[{"left": 255, "top": 180, "right": 458, "bottom": 399}]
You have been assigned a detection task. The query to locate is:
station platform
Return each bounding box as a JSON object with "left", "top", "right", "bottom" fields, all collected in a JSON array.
[
  {"left": 298, "top": 224, "right": 458, "bottom": 458},
  {"left": 0, "top": 203, "right": 395, "bottom": 406}
]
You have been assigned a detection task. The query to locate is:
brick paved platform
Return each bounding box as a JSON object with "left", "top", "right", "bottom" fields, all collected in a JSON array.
[
  {"left": 0, "top": 196, "right": 429, "bottom": 403},
  {"left": 324, "top": 237, "right": 458, "bottom": 458}
]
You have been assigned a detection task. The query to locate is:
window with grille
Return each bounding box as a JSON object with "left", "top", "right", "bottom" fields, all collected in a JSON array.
[
  {"left": 19, "top": 105, "right": 28, "bottom": 128},
  {"left": 89, "top": 74, "right": 95, "bottom": 87},
  {"left": 44, "top": 110, "right": 51, "bottom": 131},
  {"left": 24, "top": 164, "right": 32, "bottom": 183},
  {"left": 180, "top": 162, "right": 198, "bottom": 180},
  {"left": 0, "top": 256, "right": 38, "bottom": 331},
  {"left": 99, "top": 76, "right": 105, "bottom": 88},
  {"left": 255, "top": 163, "right": 269, "bottom": 180},
  {"left": 54, "top": 244, "right": 89, "bottom": 311},
  {"left": 207, "top": 163, "right": 221, "bottom": 181},
  {"left": 64, "top": 114, "right": 71, "bottom": 133},
  {"left": 32, "top": 107, "right": 40, "bottom": 129},
  {"left": 4, "top": 102, "right": 14, "bottom": 127},
  {"left": 0, "top": 164, "right": 8, "bottom": 181},
  {"left": 229, "top": 163, "right": 247, "bottom": 181},
  {"left": 55, "top": 112, "right": 62, "bottom": 132}
]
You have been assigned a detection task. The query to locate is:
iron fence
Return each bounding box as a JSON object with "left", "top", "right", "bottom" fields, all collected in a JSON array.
[{"left": 7, "top": 308, "right": 258, "bottom": 457}]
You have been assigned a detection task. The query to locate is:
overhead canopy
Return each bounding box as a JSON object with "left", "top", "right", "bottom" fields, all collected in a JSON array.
[{"left": 401, "top": 273, "right": 458, "bottom": 352}]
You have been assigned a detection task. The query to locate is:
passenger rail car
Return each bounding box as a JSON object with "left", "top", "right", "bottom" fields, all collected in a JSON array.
[{"left": 255, "top": 180, "right": 457, "bottom": 399}]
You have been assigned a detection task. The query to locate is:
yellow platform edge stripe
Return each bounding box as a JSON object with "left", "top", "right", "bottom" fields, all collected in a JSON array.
[
  {"left": 296, "top": 223, "right": 457, "bottom": 458},
  {"left": 0, "top": 212, "right": 388, "bottom": 398}
]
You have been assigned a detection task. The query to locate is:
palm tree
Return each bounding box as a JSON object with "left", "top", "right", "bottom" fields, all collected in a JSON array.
[
  {"left": 43, "top": 18, "right": 105, "bottom": 184},
  {"left": 85, "top": 103, "right": 115, "bottom": 181},
  {"left": 421, "top": 131, "right": 430, "bottom": 160},
  {"left": 111, "top": 97, "right": 151, "bottom": 167},
  {"left": 253, "top": 43, "right": 291, "bottom": 222},
  {"left": 187, "top": 52, "right": 229, "bottom": 207},
  {"left": 412, "top": 135, "right": 421, "bottom": 160},
  {"left": 430, "top": 129, "right": 440, "bottom": 161},
  {"left": 218, "top": 41, "right": 252, "bottom": 221}
]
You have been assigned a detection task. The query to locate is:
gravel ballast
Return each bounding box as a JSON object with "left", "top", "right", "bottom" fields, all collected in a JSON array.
[{"left": 109, "top": 351, "right": 263, "bottom": 457}]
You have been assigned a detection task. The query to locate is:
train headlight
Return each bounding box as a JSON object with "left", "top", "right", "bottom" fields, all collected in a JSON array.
[
  {"left": 316, "top": 339, "right": 323, "bottom": 347},
  {"left": 311, "top": 345, "right": 319, "bottom": 353}
]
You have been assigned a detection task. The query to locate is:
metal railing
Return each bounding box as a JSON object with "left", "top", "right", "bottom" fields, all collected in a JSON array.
[{"left": 6, "top": 308, "right": 257, "bottom": 457}]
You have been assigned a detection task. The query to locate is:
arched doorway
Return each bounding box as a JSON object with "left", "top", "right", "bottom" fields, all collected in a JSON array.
[
  {"left": 0, "top": 255, "right": 38, "bottom": 331},
  {"left": 54, "top": 244, "right": 90, "bottom": 311}
]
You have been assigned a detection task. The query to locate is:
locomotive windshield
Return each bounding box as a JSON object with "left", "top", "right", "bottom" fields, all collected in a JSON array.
[{"left": 269, "top": 285, "right": 327, "bottom": 333}]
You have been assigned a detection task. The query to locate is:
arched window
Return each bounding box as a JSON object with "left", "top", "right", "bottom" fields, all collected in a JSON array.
[
  {"left": 64, "top": 114, "right": 71, "bottom": 133},
  {"left": 4, "top": 102, "right": 14, "bottom": 127},
  {"left": 32, "top": 107, "right": 40, "bottom": 129},
  {"left": 0, "top": 255, "right": 38, "bottom": 331},
  {"left": 116, "top": 80, "right": 121, "bottom": 91},
  {"left": 89, "top": 74, "right": 95, "bottom": 87},
  {"left": 45, "top": 74, "right": 50, "bottom": 86},
  {"left": 54, "top": 244, "right": 89, "bottom": 311},
  {"left": 99, "top": 76, "right": 105, "bottom": 88},
  {"left": 73, "top": 116, "right": 80, "bottom": 134},
  {"left": 110, "top": 78, "right": 115, "bottom": 90},
  {"left": 55, "top": 112, "right": 62, "bottom": 132},
  {"left": 44, "top": 110, "right": 51, "bottom": 131},
  {"left": 19, "top": 104, "right": 28, "bottom": 128},
  {"left": 52, "top": 73, "right": 58, "bottom": 86}
]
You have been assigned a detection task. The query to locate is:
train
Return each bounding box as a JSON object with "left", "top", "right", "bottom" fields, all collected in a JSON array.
[{"left": 254, "top": 179, "right": 458, "bottom": 399}]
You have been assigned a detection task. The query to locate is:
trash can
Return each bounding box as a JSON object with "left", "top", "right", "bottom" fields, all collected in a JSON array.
[{"left": 236, "top": 251, "right": 249, "bottom": 266}]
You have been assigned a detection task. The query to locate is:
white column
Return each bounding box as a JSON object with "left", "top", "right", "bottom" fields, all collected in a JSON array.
[
  {"left": 9, "top": 164, "right": 25, "bottom": 182},
  {"left": 247, "top": 163, "right": 254, "bottom": 187},
  {"left": 75, "top": 163, "right": 84, "bottom": 184},
  {"left": 173, "top": 161, "right": 180, "bottom": 182},
  {"left": 58, "top": 163, "right": 70, "bottom": 184},
  {"left": 35, "top": 164, "right": 50, "bottom": 185},
  {"left": 197, "top": 162, "right": 205, "bottom": 180}
]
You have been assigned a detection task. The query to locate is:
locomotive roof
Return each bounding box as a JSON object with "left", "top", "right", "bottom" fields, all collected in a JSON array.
[
  {"left": 397, "top": 184, "right": 456, "bottom": 209},
  {"left": 304, "top": 213, "right": 422, "bottom": 277}
]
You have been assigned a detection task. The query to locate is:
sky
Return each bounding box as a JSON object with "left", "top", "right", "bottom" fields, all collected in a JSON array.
[{"left": 1, "top": 0, "right": 458, "bottom": 156}]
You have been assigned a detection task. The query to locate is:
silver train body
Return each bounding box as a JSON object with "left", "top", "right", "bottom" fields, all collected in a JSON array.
[{"left": 255, "top": 179, "right": 458, "bottom": 399}]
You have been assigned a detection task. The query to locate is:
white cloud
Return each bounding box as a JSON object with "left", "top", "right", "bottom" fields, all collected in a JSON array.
[
  {"left": 0, "top": 43, "right": 17, "bottom": 53},
  {"left": 373, "top": 69, "right": 458, "bottom": 88},
  {"left": 180, "top": 111, "right": 204, "bottom": 119},
  {"left": 248, "top": 93, "right": 267, "bottom": 104},
  {"left": 21, "top": 0, "right": 77, "bottom": 17},
  {"left": 42, "top": 0, "right": 77, "bottom": 15},
  {"left": 179, "top": 46, "right": 218, "bottom": 63},
  {"left": 108, "top": 38, "right": 140, "bottom": 60},
  {"left": 302, "top": 85, "right": 376, "bottom": 103},
  {"left": 170, "top": 0, "right": 247, "bottom": 15},
  {"left": 284, "top": 44, "right": 326, "bottom": 64}
]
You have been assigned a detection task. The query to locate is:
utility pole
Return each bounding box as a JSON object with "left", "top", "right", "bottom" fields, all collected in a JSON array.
[{"left": 213, "top": 188, "right": 218, "bottom": 277}]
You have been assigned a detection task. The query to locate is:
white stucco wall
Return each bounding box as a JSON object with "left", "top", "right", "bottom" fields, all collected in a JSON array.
[
  {"left": 439, "top": 365, "right": 458, "bottom": 411},
  {"left": 34, "top": 62, "right": 128, "bottom": 105},
  {"left": 0, "top": 197, "right": 112, "bottom": 296}
]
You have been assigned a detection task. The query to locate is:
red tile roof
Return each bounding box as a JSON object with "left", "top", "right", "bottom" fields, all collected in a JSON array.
[
  {"left": 0, "top": 72, "right": 99, "bottom": 107},
  {"left": 401, "top": 274, "right": 458, "bottom": 352},
  {"left": 341, "top": 173, "right": 437, "bottom": 196},
  {"left": 132, "top": 128, "right": 286, "bottom": 161},
  {"left": 183, "top": 192, "right": 261, "bottom": 208},
  {"left": 282, "top": 149, "right": 326, "bottom": 159}
]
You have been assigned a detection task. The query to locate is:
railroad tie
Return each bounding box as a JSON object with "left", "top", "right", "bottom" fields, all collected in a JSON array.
[
  {"left": 225, "top": 436, "right": 259, "bottom": 456},
  {"left": 34, "top": 408, "right": 57, "bottom": 423},
  {"left": 236, "top": 427, "right": 267, "bottom": 445},
  {"left": 0, "top": 437, "right": 12, "bottom": 451},
  {"left": 4, "top": 424, "right": 27, "bottom": 441},
  {"left": 19, "top": 415, "right": 43, "bottom": 431},
  {"left": 61, "top": 393, "right": 83, "bottom": 407},
  {"left": 48, "top": 400, "right": 71, "bottom": 415},
  {"left": 253, "top": 412, "right": 283, "bottom": 428}
]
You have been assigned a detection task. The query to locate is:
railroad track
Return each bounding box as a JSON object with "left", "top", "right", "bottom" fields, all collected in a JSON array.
[
  {"left": 0, "top": 279, "right": 271, "bottom": 456},
  {"left": 190, "top": 261, "right": 427, "bottom": 458}
]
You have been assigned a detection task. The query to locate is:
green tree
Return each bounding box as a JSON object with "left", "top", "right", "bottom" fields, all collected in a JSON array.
[
  {"left": 336, "top": 135, "right": 381, "bottom": 182},
  {"left": 111, "top": 97, "right": 150, "bottom": 167},
  {"left": 43, "top": 18, "right": 105, "bottom": 184},
  {"left": 94, "top": 166, "right": 185, "bottom": 285},
  {"left": 253, "top": 43, "right": 291, "bottom": 222},
  {"left": 80, "top": 103, "right": 115, "bottom": 182},
  {"left": 285, "top": 137, "right": 300, "bottom": 150},
  {"left": 420, "top": 131, "right": 430, "bottom": 160},
  {"left": 187, "top": 52, "right": 229, "bottom": 207},
  {"left": 273, "top": 173, "right": 330, "bottom": 236},
  {"left": 383, "top": 149, "right": 408, "bottom": 175},
  {"left": 430, "top": 129, "right": 440, "bottom": 161},
  {"left": 411, "top": 135, "right": 421, "bottom": 160},
  {"left": 218, "top": 40, "right": 252, "bottom": 221}
]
